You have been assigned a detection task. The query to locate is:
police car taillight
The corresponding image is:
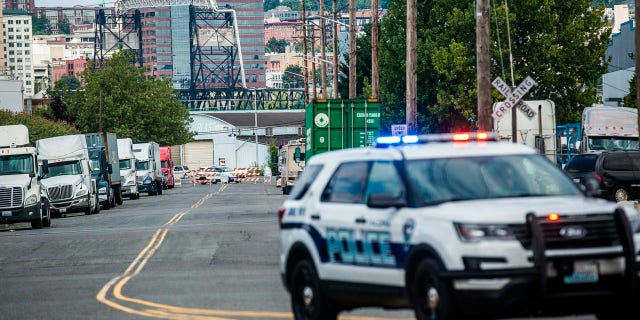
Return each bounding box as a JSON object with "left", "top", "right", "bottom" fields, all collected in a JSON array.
[{"left": 278, "top": 208, "right": 286, "bottom": 228}]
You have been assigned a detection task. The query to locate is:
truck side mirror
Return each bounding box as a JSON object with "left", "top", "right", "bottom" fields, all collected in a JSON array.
[
  {"left": 294, "top": 147, "right": 305, "bottom": 163},
  {"left": 108, "top": 163, "right": 113, "bottom": 174},
  {"left": 41, "top": 160, "right": 49, "bottom": 175}
]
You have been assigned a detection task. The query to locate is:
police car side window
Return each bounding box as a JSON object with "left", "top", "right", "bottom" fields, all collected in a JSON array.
[
  {"left": 365, "top": 161, "right": 404, "bottom": 199},
  {"left": 321, "top": 161, "right": 368, "bottom": 203}
]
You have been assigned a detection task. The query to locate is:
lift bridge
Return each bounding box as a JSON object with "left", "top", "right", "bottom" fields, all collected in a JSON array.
[{"left": 93, "top": 0, "right": 306, "bottom": 111}]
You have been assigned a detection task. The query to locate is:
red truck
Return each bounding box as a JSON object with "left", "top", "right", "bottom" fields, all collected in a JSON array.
[{"left": 159, "top": 146, "right": 174, "bottom": 189}]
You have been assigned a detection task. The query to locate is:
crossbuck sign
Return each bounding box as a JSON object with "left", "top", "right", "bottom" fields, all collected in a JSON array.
[{"left": 491, "top": 76, "right": 538, "bottom": 121}]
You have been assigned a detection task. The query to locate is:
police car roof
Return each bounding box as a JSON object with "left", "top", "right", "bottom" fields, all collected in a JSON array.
[{"left": 307, "top": 140, "right": 538, "bottom": 164}]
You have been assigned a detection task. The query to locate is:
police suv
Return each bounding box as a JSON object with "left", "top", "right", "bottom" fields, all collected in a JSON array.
[{"left": 278, "top": 132, "right": 640, "bottom": 320}]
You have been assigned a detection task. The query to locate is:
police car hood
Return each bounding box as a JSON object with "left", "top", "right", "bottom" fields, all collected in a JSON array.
[
  {"left": 0, "top": 174, "right": 35, "bottom": 188},
  {"left": 40, "top": 175, "right": 83, "bottom": 188},
  {"left": 434, "top": 196, "right": 635, "bottom": 223}
]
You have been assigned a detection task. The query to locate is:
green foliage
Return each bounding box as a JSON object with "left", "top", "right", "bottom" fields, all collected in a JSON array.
[
  {"left": 264, "top": 0, "right": 280, "bottom": 11},
  {"left": 339, "top": 23, "right": 373, "bottom": 99},
  {"left": 57, "top": 17, "right": 71, "bottom": 35},
  {"left": 374, "top": 0, "right": 610, "bottom": 133},
  {"left": 283, "top": 65, "right": 305, "bottom": 88},
  {"left": 50, "top": 50, "right": 195, "bottom": 146},
  {"left": 32, "top": 13, "right": 52, "bottom": 35},
  {"left": 0, "top": 110, "right": 79, "bottom": 145},
  {"left": 267, "top": 140, "right": 280, "bottom": 176},
  {"left": 623, "top": 74, "right": 637, "bottom": 109},
  {"left": 266, "top": 37, "right": 289, "bottom": 53}
]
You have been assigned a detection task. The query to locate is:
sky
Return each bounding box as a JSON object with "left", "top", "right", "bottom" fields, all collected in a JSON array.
[{"left": 34, "top": 0, "right": 115, "bottom": 7}]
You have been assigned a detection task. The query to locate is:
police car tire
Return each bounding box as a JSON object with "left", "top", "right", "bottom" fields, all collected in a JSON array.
[
  {"left": 289, "top": 260, "right": 338, "bottom": 320},
  {"left": 410, "top": 258, "right": 456, "bottom": 320}
]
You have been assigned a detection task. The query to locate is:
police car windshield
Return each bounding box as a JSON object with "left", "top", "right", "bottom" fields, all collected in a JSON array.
[{"left": 405, "top": 154, "right": 581, "bottom": 204}]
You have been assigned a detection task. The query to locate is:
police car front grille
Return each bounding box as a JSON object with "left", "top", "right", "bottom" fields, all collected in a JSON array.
[
  {"left": 509, "top": 214, "right": 620, "bottom": 250},
  {"left": 0, "top": 186, "right": 22, "bottom": 209},
  {"left": 48, "top": 185, "right": 74, "bottom": 201}
]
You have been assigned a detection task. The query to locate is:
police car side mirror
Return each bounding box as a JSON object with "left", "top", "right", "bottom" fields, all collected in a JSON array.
[
  {"left": 581, "top": 177, "right": 602, "bottom": 198},
  {"left": 367, "top": 193, "right": 406, "bottom": 208}
]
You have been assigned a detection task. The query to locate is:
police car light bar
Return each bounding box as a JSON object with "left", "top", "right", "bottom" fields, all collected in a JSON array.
[{"left": 374, "top": 132, "right": 497, "bottom": 148}]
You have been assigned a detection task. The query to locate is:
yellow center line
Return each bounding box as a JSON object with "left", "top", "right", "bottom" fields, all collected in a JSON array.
[{"left": 96, "top": 186, "right": 410, "bottom": 319}]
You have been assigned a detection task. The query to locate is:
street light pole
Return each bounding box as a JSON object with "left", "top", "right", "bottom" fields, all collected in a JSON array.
[{"left": 253, "top": 89, "right": 258, "bottom": 168}]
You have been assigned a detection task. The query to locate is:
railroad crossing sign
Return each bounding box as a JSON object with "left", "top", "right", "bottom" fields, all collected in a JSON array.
[{"left": 491, "top": 76, "right": 538, "bottom": 121}]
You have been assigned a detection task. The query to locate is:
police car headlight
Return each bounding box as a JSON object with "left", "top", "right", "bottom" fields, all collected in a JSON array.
[
  {"left": 25, "top": 194, "right": 38, "bottom": 206},
  {"left": 455, "top": 223, "right": 515, "bottom": 242}
]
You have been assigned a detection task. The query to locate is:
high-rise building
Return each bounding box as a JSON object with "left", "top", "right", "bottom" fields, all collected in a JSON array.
[
  {"left": 2, "top": 0, "right": 34, "bottom": 13},
  {"left": 0, "top": 2, "right": 5, "bottom": 76},
  {"left": 3, "top": 9, "right": 34, "bottom": 95}
]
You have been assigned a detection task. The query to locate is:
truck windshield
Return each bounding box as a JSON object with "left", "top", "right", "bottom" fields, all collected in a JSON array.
[
  {"left": 405, "top": 154, "right": 581, "bottom": 205},
  {"left": 0, "top": 154, "right": 34, "bottom": 175},
  {"left": 45, "top": 160, "right": 82, "bottom": 178},
  {"left": 120, "top": 159, "right": 132, "bottom": 170},
  {"left": 91, "top": 159, "right": 101, "bottom": 172},
  {"left": 138, "top": 161, "right": 150, "bottom": 170},
  {"left": 161, "top": 160, "right": 169, "bottom": 168},
  {"left": 588, "top": 137, "right": 638, "bottom": 151}
]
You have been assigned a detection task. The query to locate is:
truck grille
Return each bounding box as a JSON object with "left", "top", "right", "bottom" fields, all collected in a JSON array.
[
  {"left": 509, "top": 214, "right": 620, "bottom": 250},
  {"left": 48, "top": 185, "right": 74, "bottom": 201},
  {"left": 0, "top": 187, "right": 23, "bottom": 209}
]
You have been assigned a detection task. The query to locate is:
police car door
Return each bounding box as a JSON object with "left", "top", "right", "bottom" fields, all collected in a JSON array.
[{"left": 315, "top": 158, "right": 404, "bottom": 285}]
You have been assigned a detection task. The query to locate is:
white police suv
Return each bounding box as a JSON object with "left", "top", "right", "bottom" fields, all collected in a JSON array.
[{"left": 278, "top": 132, "right": 640, "bottom": 320}]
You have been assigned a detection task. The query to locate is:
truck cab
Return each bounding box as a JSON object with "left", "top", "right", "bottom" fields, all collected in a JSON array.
[
  {"left": 159, "top": 146, "right": 174, "bottom": 189},
  {"left": 88, "top": 146, "right": 116, "bottom": 210},
  {"left": 0, "top": 125, "right": 51, "bottom": 229},
  {"left": 117, "top": 138, "right": 140, "bottom": 200}
]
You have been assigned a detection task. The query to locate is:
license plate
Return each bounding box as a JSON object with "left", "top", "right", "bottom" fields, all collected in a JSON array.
[
  {"left": 564, "top": 262, "right": 599, "bottom": 284},
  {"left": 59, "top": 208, "right": 67, "bottom": 213},
  {"left": 2, "top": 211, "right": 11, "bottom": 217}
]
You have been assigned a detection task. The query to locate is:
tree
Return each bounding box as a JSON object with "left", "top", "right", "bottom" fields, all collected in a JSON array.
[
  {"left": 0, "top": 110, "right": 79, "bottom": 144},
  {"left": 266, "top": 37, "right": 289, "bottom": 54},
  {"left": 264, "top": 0, "right": 280, "bottom": 11},
  {"left": 374, "top": 0, "right": 610, "bottom": 133},
  {"left": 283, "top": 65, "right": 305, "bottom": 89},
  {"left": 32, "top": 13, "right": 52, "bottom": 35},
  {"left": 57, "top": 17, "right": 71, "bottom": 35},
  {"left": 267, "top": 140, "right": 280, "bottom": 176},
  {"left": 623, "top": 74, "right": 637, "bottom": 108},
  {"left": 57, "top": 50, "right": 195, "bottom": 146}
]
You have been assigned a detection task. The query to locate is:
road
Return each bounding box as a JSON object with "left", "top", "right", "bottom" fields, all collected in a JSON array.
[{"left": 0, "top": 181, "right": 596, "bottom": 320}]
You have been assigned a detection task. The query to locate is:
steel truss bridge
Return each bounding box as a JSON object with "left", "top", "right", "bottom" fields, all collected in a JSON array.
[{"left": 93, "top": 0, "right": 306, "bottom": 111}]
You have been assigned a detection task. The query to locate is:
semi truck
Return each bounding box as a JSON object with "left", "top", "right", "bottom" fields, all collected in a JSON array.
[
  {"left": 85, "top": 133, "right": 122, "bottom": 209},
  {"left": 159, "top": 146, "right": 174, "bottom": 189},
  {"left": 579, "top": 105, "right": 638, "bottom": 153},
  {"left": 0, "top": 125, "right": 51, "bottom": 229},
  {"left": 133, "top": 142, "right": 164, "bottom": 196},
  {"left": 37, "top": 134, "right": 99, "bottom": 217},
  {"left": 117, "top": 138, "right": 140, "bottom": 200},
  {"left": 277, "top": 138, "right": 306, "bottom": 195},
  {"left": 493, "top": 100, "right": 557, "bottom": 163}
]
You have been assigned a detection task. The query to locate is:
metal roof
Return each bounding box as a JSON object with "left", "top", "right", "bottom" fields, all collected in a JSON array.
[{"left": 193, "top": 110, "right": 305, "bottom": 128}]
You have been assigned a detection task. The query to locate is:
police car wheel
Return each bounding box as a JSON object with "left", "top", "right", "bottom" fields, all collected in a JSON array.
[
  {"left": 289, "top": 260, "right": 337, "bottom": 320},
  {"left": 410, "top": 258, "right": 455, "bottom": 320}
]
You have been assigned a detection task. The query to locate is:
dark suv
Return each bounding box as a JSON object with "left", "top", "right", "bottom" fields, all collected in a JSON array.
[
  {"left": 595, "top": 150, "right": 640, "bottom": 202},
  {"left": 563, "top": 152, "right": 600, "bottom": 186}
]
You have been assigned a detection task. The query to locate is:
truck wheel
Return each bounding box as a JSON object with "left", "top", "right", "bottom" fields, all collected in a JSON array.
[
  {"left": 84, "top": 194, "right": 93, "bottom": 215},
  {"left": 115, "top": 186, "right": 123, "bottom": 205},
  {"left": 31, "top": 208, "right": 44, "bottom": 229},
  {"left": 41, "top": 199, "right": 51, "bottom": 228},
  {"left": 409, "top": 258, "right": 455, "bottom": 320},
  {"left": 109, "top": 189, "right": 116, "bottom": 208},
  {"left": 157, "top": 181, "right": 163, "bottom": 195},
  {"left": 290, "top": 260, "right": 338, "bottom": 320}
]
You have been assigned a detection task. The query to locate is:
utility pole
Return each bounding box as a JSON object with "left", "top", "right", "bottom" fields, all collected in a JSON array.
[
  {"left": 333, "top": 0, "right": 339, "bottom": 99},
  {"left": 311, "top": 21, "right": 317, "bottom": 100},
  {"left": 476, "top": 0, "right": 492, "bottom": 131},
  {"left": 302, "top": 0, "right": 309, "bottom": 104},
  {"left": 406, "top": 0, "right": 417, "bottom": 133},
  {"left": 371, "top": 0, "right": 379, "bottom": 100},
  {"left": 349, "top": 0, "right": 356, "bottom": 98},
  {"left": 319, "top": 0, "right": 327, "bottom": 99}
]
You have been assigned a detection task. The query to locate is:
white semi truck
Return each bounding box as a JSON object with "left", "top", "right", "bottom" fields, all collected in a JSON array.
[
  {"left": 37, "top": 134, "right": 99, "bottom": 217},
  {"left": 579, "top": 105, "right": 638, "bottom": 153},
  {"left": 0, "top": 125, "right": 51, "bottom": 229},
  {"left": 277, "top": 138, "right": 306, "bottom": 195},
  {"left": 493, "top": 100, "right": 557, "bottom": 163},
  {"left": 117, "top": 138, "right": 140, "bottom": 200},
  {"left": 133, "top": 142, "right": 164, "bottom": 196}
]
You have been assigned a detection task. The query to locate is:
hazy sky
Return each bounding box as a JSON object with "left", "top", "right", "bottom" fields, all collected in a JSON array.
[{"left": 34, "top": 0, "right": 115, "bottom": 7}]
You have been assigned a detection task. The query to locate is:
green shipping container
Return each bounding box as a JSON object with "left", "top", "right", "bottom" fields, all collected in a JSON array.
[{"left": 305, "top": 99, "right": 381, "bottom": 159}]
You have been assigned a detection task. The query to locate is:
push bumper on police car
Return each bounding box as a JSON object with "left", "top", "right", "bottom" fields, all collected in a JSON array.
[{"left": 441, "top": 211, "right": 640, "bottom": 318}]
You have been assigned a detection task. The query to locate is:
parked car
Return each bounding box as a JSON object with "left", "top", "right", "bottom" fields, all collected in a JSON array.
[
  {"left": 173, "top": 165, "right": 190, "bottom": 179},
  {"left": 563, "top": 152, "right": 601, "bottom": 186},
  {"left": 216, "top": 166, "right": 238, "bottom": 183},
  {"left": 594, "top": 150, "right": 640, "bottom": 202}
]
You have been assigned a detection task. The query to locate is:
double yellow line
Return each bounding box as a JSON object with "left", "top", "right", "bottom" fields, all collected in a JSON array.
[{"left": 96, "top": 185, "right": 408, "bottom": 320}]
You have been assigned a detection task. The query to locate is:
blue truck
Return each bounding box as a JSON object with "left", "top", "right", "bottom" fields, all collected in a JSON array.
[{"left": 85, "top": 133, "right": 123, "bottom": 209}]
